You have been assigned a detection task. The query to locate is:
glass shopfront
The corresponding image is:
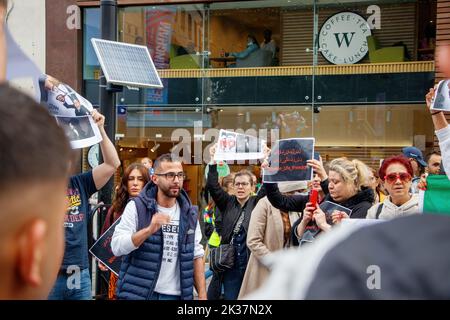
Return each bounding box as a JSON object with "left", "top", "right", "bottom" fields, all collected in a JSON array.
[{"left": 83, "top": 0, "right": 436, "bottom": 205}]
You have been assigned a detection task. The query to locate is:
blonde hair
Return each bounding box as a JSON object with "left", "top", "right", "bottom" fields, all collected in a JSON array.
[
  {"left": 221, "top": 173, "right": 235, "bottom": 192},
  {"left": 328, "top": 158, "right": 371, "bottom": 191}
]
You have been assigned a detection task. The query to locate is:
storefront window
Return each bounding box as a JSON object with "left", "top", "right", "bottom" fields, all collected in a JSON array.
[
  {"left": 83, "top": 0, "right": 437, "bottom": 206},
  {"left": 83, "top": 8, "right": 100, "bottom": 80},
  {"left": 119, "top": 5, "right": 205, "bottom": 70}
]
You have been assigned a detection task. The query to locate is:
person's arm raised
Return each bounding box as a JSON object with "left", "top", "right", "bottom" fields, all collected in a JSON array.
[
  {"left": 426, "top": 87, "right": 448, "bottom": 131},
  {"left": 426, "top": 87, "right": 450, "bottom": 179},
  {"left": 205, "top": 144, "right": 233, "bottom": 212},
  {"left": 92, "top": 110, "right": 121, "bottom": 190}
]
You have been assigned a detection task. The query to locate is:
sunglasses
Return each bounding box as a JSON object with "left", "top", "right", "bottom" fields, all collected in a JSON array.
[{"left": 384, "top": 172, "right": 412, "bottom": 184}]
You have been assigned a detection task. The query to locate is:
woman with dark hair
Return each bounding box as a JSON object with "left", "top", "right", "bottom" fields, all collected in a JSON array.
[
  {"left": 366, "top": 155, "right": 419, "bottom": 220},
  {"left": 369, "top": 167, "right": 387, "bottom": 203},
  {"left": 99, "top": 163, "right": 151, "bottom": 299}
]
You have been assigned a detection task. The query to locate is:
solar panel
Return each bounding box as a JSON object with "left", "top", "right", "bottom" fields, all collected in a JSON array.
[{"left": 91, "top": 38, "right": 163, "bottom": 89}]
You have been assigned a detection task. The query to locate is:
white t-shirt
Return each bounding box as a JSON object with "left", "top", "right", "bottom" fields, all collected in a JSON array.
[
  {"left": 155, "top": 202, "right": 181, "bottom": 295},
  {"left": 111, "top": 200, "right": 204, "bottom": 296}
]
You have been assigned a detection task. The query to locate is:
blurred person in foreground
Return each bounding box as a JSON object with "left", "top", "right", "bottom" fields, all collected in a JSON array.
[{"left": 0, "top": 84, "right": 72, "bottom": 299}]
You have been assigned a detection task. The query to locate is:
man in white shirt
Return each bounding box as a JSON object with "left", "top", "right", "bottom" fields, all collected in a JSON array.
[{"left": 112, "top": 153, "right": 206, "bottom": 300}]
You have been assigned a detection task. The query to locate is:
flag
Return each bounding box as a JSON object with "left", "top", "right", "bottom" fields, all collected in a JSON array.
[{"left": 419, "top": 175, "right": 450, "bottom": 215}]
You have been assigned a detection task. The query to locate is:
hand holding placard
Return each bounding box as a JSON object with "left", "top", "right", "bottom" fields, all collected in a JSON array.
[{"left": 307, "top": 157, "right": 328, "bottom": 181}]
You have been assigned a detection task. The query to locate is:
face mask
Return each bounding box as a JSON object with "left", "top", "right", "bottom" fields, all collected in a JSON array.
[{"left": 248, "top": 41, "right": 253, "bottom": 46}]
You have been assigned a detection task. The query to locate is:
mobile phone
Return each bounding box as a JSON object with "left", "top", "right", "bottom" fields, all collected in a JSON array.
[{"left": 309, "top": 189, "right": 318, "bottom": 208}]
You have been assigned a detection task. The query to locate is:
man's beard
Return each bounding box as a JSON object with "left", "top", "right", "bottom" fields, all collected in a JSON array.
[{"left": 160, "top": 184, "right": 180, "bottom": 198}]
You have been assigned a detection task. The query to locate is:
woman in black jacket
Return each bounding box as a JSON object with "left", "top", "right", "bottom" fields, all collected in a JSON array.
[
  {"left": 265, "top": 157, "right": 374, "bottom": 246},
  {"left": 206, "top": 146, "right": 266, "bottom": 300}
]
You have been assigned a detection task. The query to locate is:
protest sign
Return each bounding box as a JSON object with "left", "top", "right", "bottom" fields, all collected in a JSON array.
[
  {"left": 38, "top": 74, "right": 102, "bottom": 149},
  {"left": 263, "top": 138, "right": 314, "bottom": 183},
  {"left": 214, "top": 129, "right": 266, "bottom": 161},
  {"left": 431, "top": 79, "right": 450, "bottom": 112},
  {"left": 89, "top": 217, "right": 122, "bottom": 276}
]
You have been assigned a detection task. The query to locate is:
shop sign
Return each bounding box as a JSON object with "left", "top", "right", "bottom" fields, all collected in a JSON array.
[{"left": 318, "top": 12, "right": 372, "bottom": 65}]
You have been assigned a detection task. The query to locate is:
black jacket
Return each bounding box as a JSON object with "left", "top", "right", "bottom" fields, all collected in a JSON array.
[
  {"left": 265, "top": 181, "right": 375, "bottom": 246},
  {"left": 206, "top": 164, "right": 266, "bottom": 244},
  {"left": 265, "top": 180, "right": 374, "bottom": 219}
]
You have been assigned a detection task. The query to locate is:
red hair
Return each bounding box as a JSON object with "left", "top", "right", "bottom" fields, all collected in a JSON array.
[{"left": 379, "top": 155, "right": 414, "bottom": 181}]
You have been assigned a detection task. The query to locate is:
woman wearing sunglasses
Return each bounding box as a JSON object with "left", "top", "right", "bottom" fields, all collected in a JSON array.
[{"left": 366, "top": 155, "right": 419, "bottom": 220}]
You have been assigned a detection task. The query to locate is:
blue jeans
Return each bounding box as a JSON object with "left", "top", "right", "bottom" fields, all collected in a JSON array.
[
  {"left": 149, "top": 292, "right": 181, "bottom": 300},
  {"left": 222, "top": 267, "right": 246, "bottom": 300},
  {"left": 48, "top": 268, "right": 91, "bottom": 300}
]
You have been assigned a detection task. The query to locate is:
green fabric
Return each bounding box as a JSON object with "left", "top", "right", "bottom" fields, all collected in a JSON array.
[
  {"left": 208, "top": 230, "right": 221, "bottom": 247},
  {"left": 169, "top": 44, "right": 179, "bottom": 59},
  {"left": 423, "top": 175, "right": 450, "bottom": 215},
  {"left": 366, "top": 35, "right": 406, "bottom": 63},
  {"left": 169, "top": 54, "right": 201, "bottom": 69}
]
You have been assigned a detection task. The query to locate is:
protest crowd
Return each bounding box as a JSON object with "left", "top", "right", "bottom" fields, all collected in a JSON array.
[{"left": 2, "top": 0, "right": 450, "bottom": 301}]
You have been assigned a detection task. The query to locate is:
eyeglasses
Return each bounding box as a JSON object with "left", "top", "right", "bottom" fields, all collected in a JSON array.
[
  {"left": 155, "top": 172, "right": 186, "bottom": 181},
  {"left": 384, "top": 172, "right": 412, "bottom": 184},
  {"left": 234, "top": 182, "right": 250, "bottom": 187}
]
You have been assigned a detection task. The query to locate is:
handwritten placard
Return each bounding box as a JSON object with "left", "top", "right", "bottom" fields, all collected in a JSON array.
[{"left": 263, "top": 138, "right": 315, "bottom": 183}]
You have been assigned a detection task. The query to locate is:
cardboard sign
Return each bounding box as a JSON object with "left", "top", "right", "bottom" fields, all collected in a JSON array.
[
  {"left": 263, "top": 138, "right": 315, "bottom": 183},
  {"left": 89, "top": 217, "right": 122, "bottom": 276}
]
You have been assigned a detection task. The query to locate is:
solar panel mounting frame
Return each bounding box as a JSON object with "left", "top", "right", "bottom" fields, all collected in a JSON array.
[{"left": 91, "top": 38, "right": 164, "bottom": 89}]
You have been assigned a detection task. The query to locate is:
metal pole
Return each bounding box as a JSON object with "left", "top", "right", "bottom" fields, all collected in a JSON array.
[{"left": 98, "top": 0, "right": 117, "bottom": 205}]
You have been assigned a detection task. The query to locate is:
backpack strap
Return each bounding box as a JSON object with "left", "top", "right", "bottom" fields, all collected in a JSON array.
[{"left": 375, "top": 203, "right": 384, "bottom": 219}]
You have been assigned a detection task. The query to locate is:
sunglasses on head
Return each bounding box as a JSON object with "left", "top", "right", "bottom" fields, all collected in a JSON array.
[{"left": 384, "top": 172, "right": 412, "bottom": 184}]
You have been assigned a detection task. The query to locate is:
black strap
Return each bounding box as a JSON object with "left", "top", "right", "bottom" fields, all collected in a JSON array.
[
  {"left": 230, "top": 210, "right": 245, "bottom": 244},
  {"left": 375, "top": 203, "right": 384, "bottom": 219}
]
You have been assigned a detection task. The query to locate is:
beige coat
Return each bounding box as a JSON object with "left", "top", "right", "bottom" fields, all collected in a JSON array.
[{"left": 238, "top": 197, "right": 300, "bottom": 299}]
